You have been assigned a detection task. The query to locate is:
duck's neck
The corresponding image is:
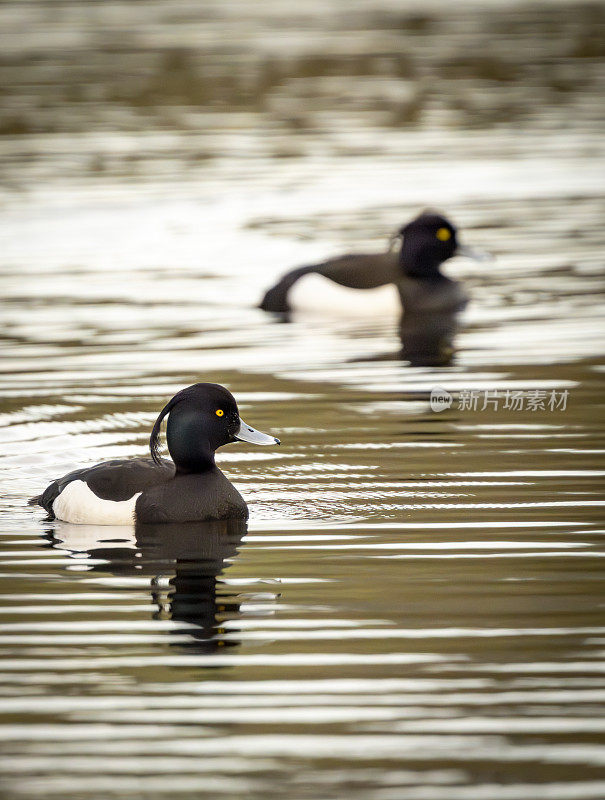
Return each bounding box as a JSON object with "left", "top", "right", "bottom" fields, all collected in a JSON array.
[
  {"left": 174, "top": 456, "right": 216, "bottom": 475},
  {"left": 401, "top": 253, "right": 445, "bottom": 283},
  {"left": 168, "top": 435, "right": 217, "bottom": 474}
]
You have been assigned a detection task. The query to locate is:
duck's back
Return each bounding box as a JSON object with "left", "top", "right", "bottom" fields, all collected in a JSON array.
[
  {"left": 260, "top": 251, "right": 400, "bottom": 313},
  {"left": 31, "top": 458, "right": 175, "bottom": 522}
]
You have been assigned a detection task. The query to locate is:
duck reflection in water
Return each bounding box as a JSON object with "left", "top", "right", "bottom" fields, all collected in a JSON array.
[
  {"left": 354, "top": 303, "right": 462, "bottom": 366},
  {"left": 45, "top": 519, "right": 247, "bottom": 655},
  {"left": 396, "top": 306, "right": 461, "bottom": 366}
]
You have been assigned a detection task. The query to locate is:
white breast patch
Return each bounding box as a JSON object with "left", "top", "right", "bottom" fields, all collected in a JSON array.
[
  {"left": 52, "top": 480, "right": 141, "bottom": 525},
  {"left": 289, "top": 273, "right": 400, "bottom": 316}
]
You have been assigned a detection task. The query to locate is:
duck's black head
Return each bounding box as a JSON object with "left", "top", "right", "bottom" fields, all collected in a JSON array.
[
  {"left": 396, "top": 212, "right": 459, "bottom": 281},
  {"left": 150, "top": 383, "right": 279, "bottom": 473}
]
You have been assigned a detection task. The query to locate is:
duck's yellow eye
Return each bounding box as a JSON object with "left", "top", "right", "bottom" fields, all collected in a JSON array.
[
  {"left": 215, "top": 409, "right": 224, "bottom": 417},
  {"left": 436, "top": 228, "right": 451, "bottom": 241}
]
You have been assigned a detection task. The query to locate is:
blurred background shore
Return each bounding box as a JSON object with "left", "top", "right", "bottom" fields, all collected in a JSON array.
[{"left": 2, "top": 0, "right": 604, "bottom": 191}]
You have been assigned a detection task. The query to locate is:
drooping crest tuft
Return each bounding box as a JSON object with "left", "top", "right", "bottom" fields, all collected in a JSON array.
[{"left": 149, "top": 388, "right": 190, "bottom": 465}]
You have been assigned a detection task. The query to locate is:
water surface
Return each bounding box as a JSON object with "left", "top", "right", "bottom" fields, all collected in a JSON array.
[{"left": 1, "top": 1, "right": 605, "bottom": 798}]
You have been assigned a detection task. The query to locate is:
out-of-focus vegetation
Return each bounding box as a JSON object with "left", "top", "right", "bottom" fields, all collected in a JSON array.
[{"left": 1, "top": 1, "right": 604, "bottom": 137}]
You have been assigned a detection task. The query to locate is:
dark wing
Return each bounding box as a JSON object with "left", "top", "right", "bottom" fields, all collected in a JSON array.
[
  {"left": 30, "top": 458, "right": 175, "bottom": 519},
  {"left": 259, "top": 251, "right": 400, "bottom": 312}
]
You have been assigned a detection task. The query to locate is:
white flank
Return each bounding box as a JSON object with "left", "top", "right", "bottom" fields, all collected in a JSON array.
[
  {"left": 288, "top": 273, "right": 400, "bottom": 316},
  {"left": 52, "top": 480, "right": 141, "bottom": 525}
]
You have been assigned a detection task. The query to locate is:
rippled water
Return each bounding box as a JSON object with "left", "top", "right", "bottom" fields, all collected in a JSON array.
[{"left": 1, "top": 1, "right": 605, "bottom": 798}]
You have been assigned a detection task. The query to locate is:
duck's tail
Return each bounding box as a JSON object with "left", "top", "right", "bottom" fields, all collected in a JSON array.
[{"left": 259, "top": 266, "right": 315, "bottom": 313}]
